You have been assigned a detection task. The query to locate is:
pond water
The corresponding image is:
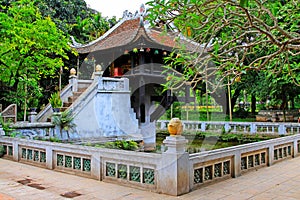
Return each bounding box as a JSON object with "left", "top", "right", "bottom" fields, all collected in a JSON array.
[{"left": 156, "top": 132, "right": 257, "bottom": 154}]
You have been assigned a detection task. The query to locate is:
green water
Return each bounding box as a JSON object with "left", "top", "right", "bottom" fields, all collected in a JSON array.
[{"left": 156, "top": 132, "right": 254, "bottom": 154}]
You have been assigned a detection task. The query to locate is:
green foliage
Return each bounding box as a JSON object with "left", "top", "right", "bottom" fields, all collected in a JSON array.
[
  {"left": 104, "top": 140, "right": 139, "bottom": 151},
  {"left": 48, "top": 92, "right": 62, "bottom": 108},
  {"left": 49, "top": 137, "right": 62, "bottom": 143},
  {"left": 52, "top": 110, "right": 76, "bottom": 139},
  {"left": 0, "top": 116, "right": 14, "bottom": 136},
  {"left": 147, "top": 0, "right": 300, "bottom": 111},
  {"left": 0, "top": 0, "right": 72, "bottom": 113}
]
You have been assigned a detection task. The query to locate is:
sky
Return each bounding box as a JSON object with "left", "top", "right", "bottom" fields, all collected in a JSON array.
[{"left": 85, "top": 0, "right": 150, "bottom": 19}]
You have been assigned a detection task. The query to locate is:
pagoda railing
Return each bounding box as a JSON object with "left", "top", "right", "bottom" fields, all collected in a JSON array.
[{"left": 157, "top": 120, "right": 300, "bottom": 135}]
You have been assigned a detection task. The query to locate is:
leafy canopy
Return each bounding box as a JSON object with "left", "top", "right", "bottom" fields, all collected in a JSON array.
[{"left": 0, "top": 0, "right": 72, "bottom": 110}]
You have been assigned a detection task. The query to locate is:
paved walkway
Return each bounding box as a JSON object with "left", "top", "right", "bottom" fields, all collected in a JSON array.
[{"left": 1, "top": 157, "right": 300, "bottom": 200}]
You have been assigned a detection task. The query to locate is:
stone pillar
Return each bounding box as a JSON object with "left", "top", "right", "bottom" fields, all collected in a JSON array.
[
  {"left": 69, "top": 68, "right": 78, "bottom": 93},
  {"left": 157, "top": 118, "right": 190, "bottom": 196},
  {"left": 0, "top": 124, "right": 5, "bottom": 136},
  {"left": 268, "top": 145, "right": 274, "bottom": 166},
  {"left": 158, "top": 135, "right": 189, "bottom": 196},
  {"left": 233, "top": 151, "right": 241, "bottom": 178},
  {"left": 92, "top": 64, "right": 103, "bottom": 81},
  {"left": 12, "top": 140, "right": 19, "bottom": 162},
  {"left": 28, "top": 111, "right": 37, "bottom": 123},
  {"left": 45, "top": 146, "right": 53, "bottom": 169},
  {"left": 293, "top": 139, "right": 298, "bottom": 158}
]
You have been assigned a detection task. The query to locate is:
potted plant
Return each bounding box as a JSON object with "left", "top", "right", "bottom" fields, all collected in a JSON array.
[
  {"left": 28, "top": 97, "right": 39, "bottom": 112},
  {"left": 48, "top": 92, "right": 62, "bottom": 112}
]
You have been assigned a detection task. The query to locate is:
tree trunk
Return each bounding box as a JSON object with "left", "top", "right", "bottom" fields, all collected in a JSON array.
[{"left": 251, "top": 95, "right": 256, "bottom": 115}]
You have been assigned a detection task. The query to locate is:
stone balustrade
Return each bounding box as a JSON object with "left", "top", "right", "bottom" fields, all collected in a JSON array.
[
  {"left": 1, "top": 133, "right": 300, "bottom": 196},
  {"left": 157, "top": 120, "right": 300, "bottom": 135}
]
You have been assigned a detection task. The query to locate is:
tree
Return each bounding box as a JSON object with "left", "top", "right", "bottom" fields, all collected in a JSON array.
[
  {"left": 147, "top": 0, "right": 300, "bottom": 110},
  {"left": 0, "top": 0, "right": 72, "bottom": 120}
]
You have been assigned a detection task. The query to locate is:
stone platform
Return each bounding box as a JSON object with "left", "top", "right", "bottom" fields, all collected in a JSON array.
[{"left": 1, "top": 156, "right": 300, "bottom": 199}]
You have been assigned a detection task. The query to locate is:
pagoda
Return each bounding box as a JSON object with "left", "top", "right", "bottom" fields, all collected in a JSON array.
[{"left": 39, "top": 5, "right": 201, "bottom": 150}]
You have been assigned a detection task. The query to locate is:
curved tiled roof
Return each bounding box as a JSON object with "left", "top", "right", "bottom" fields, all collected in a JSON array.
[{"left": 72, "top": 17, "right": 202, "bottom": 54}]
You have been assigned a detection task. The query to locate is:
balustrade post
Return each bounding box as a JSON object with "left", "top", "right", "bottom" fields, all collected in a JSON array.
[
  {"left": 278, "top": 124, "right": 286, "bottom": 135},
  {"left": 293, "top": 139, "right": 298, "bottom": 158},
  {"left": 69, "top": 68, "right": 78, "bottom": 92},
  {"left": 45, "top": 146, "right": 53, "bottom": 169},
  {"left": 12, "top": 139, "right": 19, "bottom": 162},
  {"left": 224, "top": 123, "right": 230, "bottom": 133},
  {"left": 91, "top": 152, "right": 101, "bottom": 180},
  {"left": 0, "top": 123, "right": 4, "bottom": 136},
  {"left": 157, "top": 118, "right": 190, "bottom": 196},
  {"left": 233, "top": 151, "right": 241, "bottom": 178},
  {"left": 201, "top": 122, "right": 206, "bottom": 132},
  {"left": 250, "top": 124, "right": 256, "bottom": 134},
  {"left": 268, "top": 145, "right": 274, "bottom": 166}
]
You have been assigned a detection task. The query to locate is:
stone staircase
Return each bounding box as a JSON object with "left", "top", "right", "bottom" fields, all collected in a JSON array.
[{"left": 60, "top": 87, "right": 88, "bottom": 112}]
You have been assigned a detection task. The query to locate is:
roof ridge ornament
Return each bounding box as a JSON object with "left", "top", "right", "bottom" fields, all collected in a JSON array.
[
  {"left": 139, "top": 4, "right": 146, "bottom": 27},
  {"left": 122, "top": 3, "right": 146, "bottom": 26},
  {"left": 70, "top": 36, "right": 82, "bottom": 47}
]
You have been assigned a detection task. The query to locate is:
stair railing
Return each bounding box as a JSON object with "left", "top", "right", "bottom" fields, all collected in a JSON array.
[{"left": 1, "top": 104, "right": 17, "bottom": 123}]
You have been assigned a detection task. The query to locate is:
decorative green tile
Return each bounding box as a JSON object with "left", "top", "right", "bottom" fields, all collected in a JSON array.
[
  {"left": 283, "top": 147, "right": 287, "bottom": 157},
  {"left": 194, "top": 168, "right": 203, "bottom": 184},
  {"left": 279, "top": 148, "right": 283, "bottom": 158},
  {"left": 118, "top": 164, "right": 127, "bottom": 179},
  {"left": 73, "top": 157, "right": 81, "bottom": 170},
  {"left": 40, "top": 152, "right": 46, "bottom": 163},
  {"left": 3, "top": 145, "right": 7, "bottom": 155},
  {"left": 204, "top": 166, "right": 212, "bottom": 181},
  {"left": 143, "top": 168, "right": 154, "bottom": 184},
  {"left": 27, "top": 149, "right": 33, "bottom": 160},
  {"left": 255, "top": 154, "right": 260, "bottom": 166},
  {"left": 21, "top": 148, "right": 26, "bottom": 159},
  {"left": 57, "top": 154, "right": 64, "bottom": 166},
  {"left": 223, "top": 161, "right": 230, "bottom": 175},
  {"left": 106, "top": 162, "right": 116, "bottom": 177},
  {"left": 65, "top": 156, "right": 72, "bottom": 168},
  {"left": 34, "top": 150, "right": 39, "bottom": 162},
  {"left": 274, "top": 149, "right": 278, "bottom": 160},
  {"left": 214, "top": 163, "right": 222, "bottom": 177},
  {"left": 288, "top": 146, "right": 292, "bottom": 155},
  {"left": 261, "top": 152, "right": 266, "bottom": 164},
  {"left": 248, "top": 155, "right": 254, "bottom": 168},
  {"left": 83, "top": 158, "right": 91, "bottom": 172},
  {"left": 8, "top": 146, "right": 13, "bottom": 156},
  {"left": 241, "top": 157, "right": 247, "bottom": 170},
  {"left": 130, "top": 166, "right": 140, "bottom": 182}
]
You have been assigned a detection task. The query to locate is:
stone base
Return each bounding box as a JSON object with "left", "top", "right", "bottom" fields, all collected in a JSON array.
[
  {"left": 28, "top": 112, "right": 37, "bottom": 123},
  {"left": 143, "top": 143, "right": 156, "bottom": 151},
  {"left": 163, "top": 135, "right": 188, "bottom": 154}
]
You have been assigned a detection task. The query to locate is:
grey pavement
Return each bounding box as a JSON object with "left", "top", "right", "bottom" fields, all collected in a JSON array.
[{"left": 1, "top": 157, "right": 300, "bottom": 200}]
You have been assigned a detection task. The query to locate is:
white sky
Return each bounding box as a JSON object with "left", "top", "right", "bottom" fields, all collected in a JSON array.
[{"left": 85, "top": 0, "right": 150, "bottom": 19}]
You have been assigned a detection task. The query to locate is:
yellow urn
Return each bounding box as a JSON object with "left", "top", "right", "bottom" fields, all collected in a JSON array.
[{"left": 167, "top": 118, "right": 183, "bottom": 136}]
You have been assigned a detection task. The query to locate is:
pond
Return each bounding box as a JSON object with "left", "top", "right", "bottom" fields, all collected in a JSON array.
[
  {"left": 77, "top": 131, "right": 280, "bottom": 153},
  {"left": 155, "top": 132, "right": 280, "bottom": 154}
]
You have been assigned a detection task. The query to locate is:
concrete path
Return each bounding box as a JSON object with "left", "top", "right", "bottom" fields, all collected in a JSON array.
[{"left": 1, "top": 157, "right": 300, "bottom": 200}]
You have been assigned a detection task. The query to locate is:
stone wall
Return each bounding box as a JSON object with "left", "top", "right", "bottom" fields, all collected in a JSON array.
[{"left": 1, "top": 133, "right": 300, "bottom": 196}]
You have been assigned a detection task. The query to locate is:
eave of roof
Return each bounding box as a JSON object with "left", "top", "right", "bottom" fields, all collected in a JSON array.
[{"left": 71, "top": 17, "right": 203, "bottom": 54}]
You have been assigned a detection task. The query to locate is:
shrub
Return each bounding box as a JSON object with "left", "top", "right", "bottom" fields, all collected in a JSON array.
[{"left": 104, "top": 140, "right": 139, "bottom": 151}]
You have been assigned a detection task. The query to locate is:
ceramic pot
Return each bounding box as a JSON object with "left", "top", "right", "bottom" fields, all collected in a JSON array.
[{"left": 167, "top": 118, "right": 183, "bottom": 136}]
